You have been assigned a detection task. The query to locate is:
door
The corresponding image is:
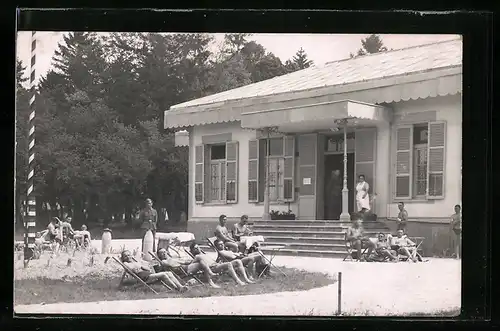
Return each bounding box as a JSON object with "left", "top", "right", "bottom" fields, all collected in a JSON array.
[{"left": 324, "top": 153, "right": 355, "bottom": 220}]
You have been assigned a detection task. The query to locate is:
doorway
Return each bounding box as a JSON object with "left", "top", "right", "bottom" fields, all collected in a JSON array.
[{"left": 324, "top": 153, "right": 355, "bottom": 220}]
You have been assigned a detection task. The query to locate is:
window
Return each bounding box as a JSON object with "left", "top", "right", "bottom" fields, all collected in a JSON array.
[
  {"left": 194, "top": 141, "right": 238, "bottom": 204},
  {"left": 248, "top": 136, "right": 295, "bottom": 203},
  {"left": 210, "top": 145, "right": 226, "bottom": 202},
  {"left": 394, "top": 121, "right": 446, "bottom": 200}
]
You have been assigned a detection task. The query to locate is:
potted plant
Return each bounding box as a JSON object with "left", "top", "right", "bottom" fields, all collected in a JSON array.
[{"left": 281, "top": 210, "right": 296, "bottom": 220}]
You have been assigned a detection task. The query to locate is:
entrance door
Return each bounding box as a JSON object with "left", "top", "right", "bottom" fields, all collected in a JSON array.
[{"left": 324, "top": 153, "right": 355, "bottom": 220}]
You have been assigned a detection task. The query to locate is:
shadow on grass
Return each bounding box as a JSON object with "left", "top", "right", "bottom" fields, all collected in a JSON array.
[{"left": 15, "top": 267, "right": 335, "bottom": 306}]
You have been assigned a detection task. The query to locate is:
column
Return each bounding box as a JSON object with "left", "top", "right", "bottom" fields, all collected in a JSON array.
[
  {"left": 339, "top": 124, "right": 350, "bottom": 222},
  {"left": 262, "top": 127, "right": 270, "bottom": 220}
]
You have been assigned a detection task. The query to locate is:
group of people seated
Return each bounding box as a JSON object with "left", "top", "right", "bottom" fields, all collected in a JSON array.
[
  {"left": 118, "top": 213, "right": 273, "bottom": 292},
  {"left": 346, "top": 215, "right": 422, "bottom": 262},
  {"left": 38, "top": 216, "right": 91, "bottom": 252},
  {"left": 214, "top": 214, "right": 264, "bottom": 254},
  {"left": 120, "top": 240, "right": 272, "bottom": 292}
]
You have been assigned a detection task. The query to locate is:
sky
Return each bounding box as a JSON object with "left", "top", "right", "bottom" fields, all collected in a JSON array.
[{"left": 16, "top": 32, "right": 459, "bottom": 84}]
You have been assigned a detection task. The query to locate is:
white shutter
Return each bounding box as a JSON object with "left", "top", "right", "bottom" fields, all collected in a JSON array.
[
  {"left": 394, "top": 126, "right": 413, "bottom": 199},
  {"left": 194, "top": 145, "right": 204, "bottom": 203},
  {"left": 427, "top": 121, "right": 446, "bottom": 199},
  {"left": 225, "top": 141, "right": 238, "bottom": 203}
]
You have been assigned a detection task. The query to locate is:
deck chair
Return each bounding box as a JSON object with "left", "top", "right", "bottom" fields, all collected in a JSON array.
[
  {"left": 148, "top": 251, "right": 204, "bottom": 286},
  {"left": 112, "top": 256, "right": 172, "bottom": 293},
  {"left": 343, "top": 232, "right": 368, "bottom": 262},
  {"left": 206, "top": 236, "right": 231, "bottom": 263}
]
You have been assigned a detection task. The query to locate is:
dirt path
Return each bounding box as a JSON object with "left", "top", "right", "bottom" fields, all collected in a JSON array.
[{"left": 15, "top": 240, "right": 461, "bottom": 316}]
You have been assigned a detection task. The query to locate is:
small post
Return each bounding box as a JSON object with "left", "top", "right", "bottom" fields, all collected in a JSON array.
[{"left": 337, "top": 272, "right": 342, "bottom": 315}]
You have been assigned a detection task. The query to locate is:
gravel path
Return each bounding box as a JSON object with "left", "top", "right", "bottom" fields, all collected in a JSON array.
[{"left": 15, "top": 239, "right": 461, "bottom": 316}]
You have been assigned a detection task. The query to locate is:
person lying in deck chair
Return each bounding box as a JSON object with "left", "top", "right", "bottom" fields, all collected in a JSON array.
[
  {"left": 346, "top": 217, "right": 376, "bottom": 261},
  {"left": 156, "top": 248, "right": 221, "bottom": 288},
  {"left": 215, "top": 214, "right": 240, "bottom": 252},
  {"left": 371, "top": 233, "right": 398, "bottom": 262},
  {"left": 189, "top": 243, "right": 255, "bottom": 285},
  {"left": 214, "top": 239, "right": 271, "bottom": 279},
  {"left": 120, "top": 250, "right": 188, "bottom": 292},
  {"left": 390, "top": 230, "right": 418, "bottom": 262}
]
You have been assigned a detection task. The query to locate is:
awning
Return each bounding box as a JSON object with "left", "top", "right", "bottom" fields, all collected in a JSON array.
[{"left": 240, "top": 100, "right": 392, "bottom": 130}]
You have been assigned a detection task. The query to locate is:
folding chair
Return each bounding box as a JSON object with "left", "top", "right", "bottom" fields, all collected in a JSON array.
[
  {"left": 343, "top": 232, "right": 368, "bottom": 262},
  {"left": 206, "top": 236, "right": 230, "bottom": 263},
  {"left": 112, "top": 256, "right": 172, "bottom": 293},
  {"left": 148, "top": 251, "right": 204, "bottom": 286}
]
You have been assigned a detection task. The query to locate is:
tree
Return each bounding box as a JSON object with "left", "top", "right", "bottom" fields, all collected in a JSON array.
[
  {"left": 290, "top": 47, "right": 314, "bottom": 70},
  {"left": 351, "top": 34, "right": 388, "bottom": 58},
  {"left": 15, "top": 60, "right": 29, "bottom": 226}
]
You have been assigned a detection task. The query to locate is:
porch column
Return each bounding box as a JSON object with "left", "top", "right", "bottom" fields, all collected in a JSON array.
[
  {"left": 339, "top": 124, "right": 350, "bottom": 222},
  {"left": 262, "top": 127, "right": 271, "bottom": 220}
]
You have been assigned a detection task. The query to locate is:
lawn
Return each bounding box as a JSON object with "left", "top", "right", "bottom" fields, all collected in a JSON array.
[{"left": 14, "top": 250, "right": 336, "bottom": 306}]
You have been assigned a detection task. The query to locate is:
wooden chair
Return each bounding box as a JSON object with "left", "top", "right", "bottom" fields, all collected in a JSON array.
[
  {"left": 343, "top": 232, "right": 367, "bottom": 262},
  {"left": 112, "top": 256, "right": 172, "bottom": 293},
  {"left": 148, "top": 251, "right": 204, "bottom": 286}
]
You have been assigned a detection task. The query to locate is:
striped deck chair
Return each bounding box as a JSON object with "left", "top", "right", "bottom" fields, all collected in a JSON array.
[
  {"left": 148, "top": 251, "right": 204, "bottom": 286},
  {"left": 112, "top": 256, "right": 172, "bottom": 293}
]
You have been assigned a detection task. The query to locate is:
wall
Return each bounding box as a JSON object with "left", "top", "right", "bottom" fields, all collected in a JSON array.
[
  {"left": 189, "top": 122, "right": 299, "bottom": 219},
  {"left": 387, "top": 94, "right": 462, "bottom": 220}
]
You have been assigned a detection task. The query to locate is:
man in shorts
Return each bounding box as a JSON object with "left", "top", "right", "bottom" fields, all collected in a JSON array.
[{"left": 214, "top": 214, "right": 240, "bottom": 252}]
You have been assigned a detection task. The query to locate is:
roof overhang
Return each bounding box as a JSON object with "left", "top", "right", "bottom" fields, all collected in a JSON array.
[
  {"left": 241, "top": 100, "right": 392, "bottom": 130},
  {"left": 163, "top": 67, "right": 461, "bottom": 129}
]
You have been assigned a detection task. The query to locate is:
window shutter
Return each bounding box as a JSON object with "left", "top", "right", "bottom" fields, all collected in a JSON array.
[
  {"left": 248, "top": 140, "right": 259, "bottom": 203},
  {"left": 258, "top": 139, "right": 267, "bottom": 202},
  {"left": 194, "top": 145, "right": 204, "bottom": 203},
  {"left": 427, "top": 121, "right": 446, "bottom": 199},
  {"left": 225, "top": 141, "right": 238, "bottom": 203},
  {"left": 283, "top": 136, "right": 295, "bottom": 202},
  {"left": 204, "top": 146, "right": 211, "bottom": 202},
  {"left": 395, "top": 126, "right": 413, "bottom": 200}
]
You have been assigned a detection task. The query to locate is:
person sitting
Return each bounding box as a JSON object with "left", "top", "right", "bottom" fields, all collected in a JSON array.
[
  {"left": 120, "top": 250, "right": 187, "bottom": 292},
  {"left": 46, "top": 217, "right": 62, "bottom": 252},
  {"left": 346, "top": 215, "right": 376, "bottom": 261},
  {"left": 390, "top": 229, "right": 418, "bottom": 262},
  {"left": 59, "top": 216, "right": 75, "bottom": 242},
  {"left": 156, "top": 248, "right": 221, "bottom": 288},
  {"left": 214, "top": 214, "right": 239, "bottom": 252},
  {"left": 189, "top": 243, "right": 254, "bottom": 285},
  {"left": 214, "top": 239, "right": 270, "bottom": 279},
  {"left": 233, "top": 215, "right": 264, "bottom": 253},
  {"left": 73, "top": 224, "right": 91, "bottom": 248},
  {"left": 371, "top": 233, "right": 397, "bottom": 262}
]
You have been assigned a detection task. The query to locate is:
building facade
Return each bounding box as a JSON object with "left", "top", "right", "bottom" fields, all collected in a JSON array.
[{"left": 165, "top": 38, "right": 462, "bottom": 256}]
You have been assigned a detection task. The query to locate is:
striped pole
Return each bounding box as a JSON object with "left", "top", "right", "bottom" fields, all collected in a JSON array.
[{"left": 24, "top": 31, "right": 37, "bottom": 265}]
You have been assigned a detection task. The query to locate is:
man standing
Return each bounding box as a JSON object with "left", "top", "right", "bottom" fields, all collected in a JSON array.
[
  {"left": 397, "top": 202, "right": 409, "bottom": 231},
  {"left": 140, "top": 198, "right": 158, "bottom": 252}
]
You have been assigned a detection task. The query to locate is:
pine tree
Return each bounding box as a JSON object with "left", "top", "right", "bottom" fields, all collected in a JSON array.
[
  {"left": 352, "top": 34, "right": 388, "bottom": 58},
  {"left": 291, "top": 47, "right": 313, "bottom": 70}
]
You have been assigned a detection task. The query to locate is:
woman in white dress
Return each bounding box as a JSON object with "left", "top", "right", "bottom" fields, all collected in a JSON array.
[{"left": 356, "top": 174, "right": 371, "bottom": 213}]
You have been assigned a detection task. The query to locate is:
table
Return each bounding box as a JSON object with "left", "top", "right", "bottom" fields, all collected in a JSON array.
[
  {"left": 156, "top": 232, "right": 195, "bottom": 256},
  {"left": 257, "top": 244, "right": 287, "bottom": 278}
]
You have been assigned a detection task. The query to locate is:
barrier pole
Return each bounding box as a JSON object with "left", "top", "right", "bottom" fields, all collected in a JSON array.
[{"left": 337, "top": 272, "right": 342, "bottom": 315}]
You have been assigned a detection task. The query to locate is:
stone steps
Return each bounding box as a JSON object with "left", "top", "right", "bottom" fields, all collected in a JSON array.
[{"left": 252, "top": 219, "right": 389, "bottom": 258}]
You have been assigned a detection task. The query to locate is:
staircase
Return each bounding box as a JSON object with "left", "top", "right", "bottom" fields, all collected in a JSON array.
[{"left": 253, "top": 219, "right": 390, "bottom": 258}]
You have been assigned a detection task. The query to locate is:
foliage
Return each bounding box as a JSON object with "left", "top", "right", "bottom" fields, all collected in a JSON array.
[
  {"left": 15, "top": 32, "right": 314, "bottom": 229},
  {"left": 350, "top": 34, "right": 389, "bottom": 58}
]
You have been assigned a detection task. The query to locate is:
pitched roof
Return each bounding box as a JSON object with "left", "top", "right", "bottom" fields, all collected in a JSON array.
[{"left": 170, "top": 37, "right": 462, "bottom": 111}]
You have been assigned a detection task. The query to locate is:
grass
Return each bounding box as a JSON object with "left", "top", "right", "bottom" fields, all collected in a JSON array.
[{"left": 14, "top": 250, "right": 335, "bottom": 306}]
